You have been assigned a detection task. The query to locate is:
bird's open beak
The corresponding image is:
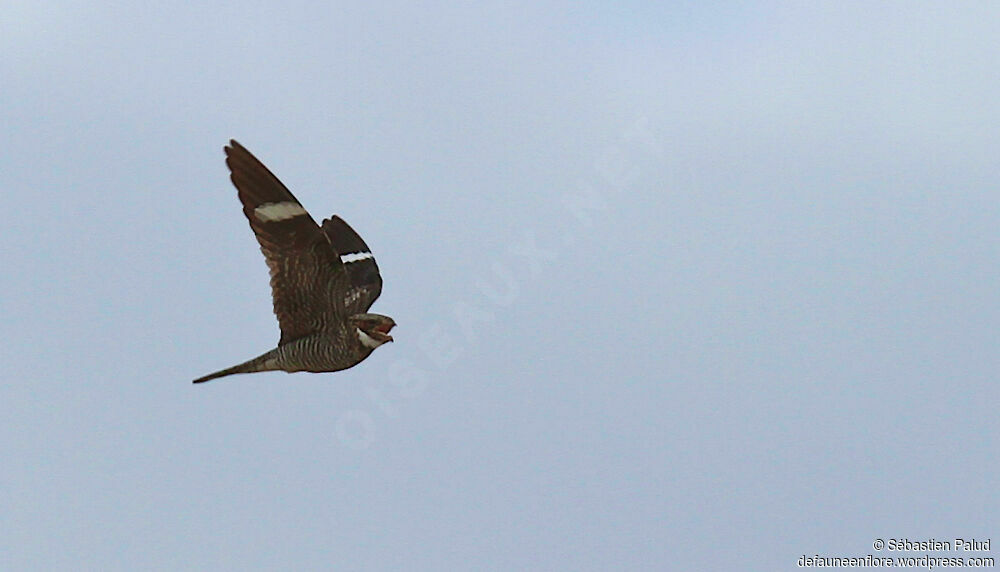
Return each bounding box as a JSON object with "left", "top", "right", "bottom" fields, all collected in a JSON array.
[{"left": 375, "top": 321, "right": 395, "bottom": 343}]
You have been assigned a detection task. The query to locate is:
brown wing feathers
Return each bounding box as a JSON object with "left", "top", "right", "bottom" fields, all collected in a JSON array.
[
  {"left": 321, "top": 216, "right": 383, "bottom": 313},
  {"left": 224, "top": 140, "right": 341, "bottom": 344}
]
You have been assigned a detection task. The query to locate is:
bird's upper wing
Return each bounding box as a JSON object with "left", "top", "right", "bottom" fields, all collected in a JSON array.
[
  {"left": 225, "top": 140, "right": 348, "bottom": 345},
  {"left": 321, "top": 215, "right": 383, "bottom": 314}
]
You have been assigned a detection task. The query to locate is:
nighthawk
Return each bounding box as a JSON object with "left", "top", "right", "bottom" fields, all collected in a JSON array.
[{"left": 193, "top": 140, "right": 395, "bottom": 384}]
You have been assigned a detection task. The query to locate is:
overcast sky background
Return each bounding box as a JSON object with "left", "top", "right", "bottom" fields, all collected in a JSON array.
[{"left": 1, "top": 2, "right": 997, "bottom": 570}]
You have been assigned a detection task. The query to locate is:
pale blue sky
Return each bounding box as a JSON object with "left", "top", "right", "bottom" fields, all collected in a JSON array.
[{"left": 1, "top": 2, "right": 997, "bottom": 570}]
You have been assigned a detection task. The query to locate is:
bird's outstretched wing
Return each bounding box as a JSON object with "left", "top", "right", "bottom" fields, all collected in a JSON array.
[
  {"left": 225, "top": 140, "right": 347, "bottom": 345},
  {"left": 321, "top": 215, "right": 383, "bottom": 315}
]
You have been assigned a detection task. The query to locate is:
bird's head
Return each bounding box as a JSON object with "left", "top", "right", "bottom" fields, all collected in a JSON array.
[{"left": 349, "top": 313, "right": 396, "bottom": 349}]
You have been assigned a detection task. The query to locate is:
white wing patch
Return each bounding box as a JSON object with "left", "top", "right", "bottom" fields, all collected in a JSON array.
[
  {"left": 340, "top": 251, "right": 374, "bottom": 264},
  {"left": 254, "top": 202, "right": 308, "bottom": 222},
  {"left": 356, "top": 327, "right": 382, "bottom": 349}
]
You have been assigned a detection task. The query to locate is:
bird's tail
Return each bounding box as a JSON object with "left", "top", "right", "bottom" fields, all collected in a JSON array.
[{"left": 192, "top": 349, "right": 280, "bottom": 384}]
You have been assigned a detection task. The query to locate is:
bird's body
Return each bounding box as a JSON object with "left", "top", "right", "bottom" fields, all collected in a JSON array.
[{"left": 193, "top": 140, "right": 394, "bottom": 384}]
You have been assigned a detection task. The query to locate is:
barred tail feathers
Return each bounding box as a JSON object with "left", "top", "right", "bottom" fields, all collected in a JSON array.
[{"left": 192, "top": 349, "right": 280, "bottom": 384}]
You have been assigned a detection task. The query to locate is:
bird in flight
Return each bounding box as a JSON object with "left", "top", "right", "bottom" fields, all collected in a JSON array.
[{"left": 193, "top": 140, "right": 395, "bottom": 384}]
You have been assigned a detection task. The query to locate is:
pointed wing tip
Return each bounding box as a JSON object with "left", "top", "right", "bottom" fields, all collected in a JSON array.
[
  {"left": 225, "top": 139, "right": 245, "bottom": 156},
  {"left": 224, "top": 140, "right": 251, "bottom": 174}
]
